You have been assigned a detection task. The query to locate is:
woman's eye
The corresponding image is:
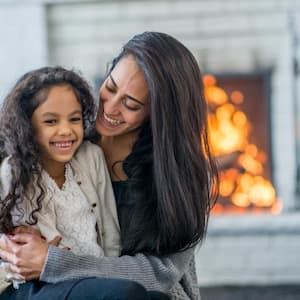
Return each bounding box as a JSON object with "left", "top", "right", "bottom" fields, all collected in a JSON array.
[
  {"left": 105, "top": 83, "right": 115, "bottom": 93},
  {"left": 123, "top": 99, "right": 140, "bottom": 111}
]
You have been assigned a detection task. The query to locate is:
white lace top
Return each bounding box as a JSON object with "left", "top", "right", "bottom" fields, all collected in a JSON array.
[{"left": 39, "top": 164, "right": 104, "bottom": 257}]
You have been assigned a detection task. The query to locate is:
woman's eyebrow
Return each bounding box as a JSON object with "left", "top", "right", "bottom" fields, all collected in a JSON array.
[
  {"left": 109, "top": 74, "right": 118, "bottom": 87},
  {"left": 109, "top": 74, "right": 145, "bottom": 106}
]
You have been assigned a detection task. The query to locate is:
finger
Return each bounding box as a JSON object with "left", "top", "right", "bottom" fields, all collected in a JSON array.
[
  {"left": 9, "top": 263, "right": 30, "bottom": 277},
  {"left": 9, "top": 233, "right": 39, "bottom": 245},
  {"left": 0, "top": 234, "right": 9, "bottom": 250},
  {"left": 0, "top": 249, "right": 18, "bottom": 265},
  {"left": 0, "top": 234, "right": 7, "bottom": 251},
  {"left": 4, "top": 263, "right": 25, "bottom": 279},
  {"left": 0, "top": 235, "right": 19, "bottom": 252},
  {"left": 9, "top": 263, "right": 42, "bottom": 281},
  {"left": 13, "top": 226, "right": 41, "bottom": 237},
  {"left": 48, "top": 236, "right": 62, "bottom": 247}
]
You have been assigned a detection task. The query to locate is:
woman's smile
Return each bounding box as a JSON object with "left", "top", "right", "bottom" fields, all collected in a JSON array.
[
  {"left": 98, "top": 109, "right": 125, "bottom": 129},
  {"left": 103, "top": 112, "right": 124, "bottom": 126}
]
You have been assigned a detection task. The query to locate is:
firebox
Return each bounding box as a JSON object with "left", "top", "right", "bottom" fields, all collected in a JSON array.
[
  {"left": 204, "top": 72, "right": 281, "bottom": 214},
  {"left": 196, "top": 70, "right": 300, "bottom": 289}
]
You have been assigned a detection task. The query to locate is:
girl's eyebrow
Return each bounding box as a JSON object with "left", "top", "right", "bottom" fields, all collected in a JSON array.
[
  {"left": 109, "top": 74, "right": 145, "bottom": 106},
  {"left": 41, "top": 110, "right": 82, "bottom": 117}
]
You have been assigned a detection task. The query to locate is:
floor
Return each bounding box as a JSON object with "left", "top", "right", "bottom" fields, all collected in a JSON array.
[{"left": 201, "top": 285, "right": 300, "bottom": 300}]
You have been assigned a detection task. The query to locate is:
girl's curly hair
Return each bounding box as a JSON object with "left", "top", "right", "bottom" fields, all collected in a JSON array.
[{"left": 0, "top": 66, "right": 96, "bottom": 233}]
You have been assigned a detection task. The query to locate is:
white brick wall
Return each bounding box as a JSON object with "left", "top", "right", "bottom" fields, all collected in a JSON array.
[
  {"left": 47, "top": 0, "right": 299, "bottom": 78},
  {"left": 1, "top": 0, "right": 300, "bottom": 287},
  {"left": 0, "top": 2, "right": 47, "bottom": 100},
  {"left": 197, "top": 214, "right": 300, "bottom": 286}
]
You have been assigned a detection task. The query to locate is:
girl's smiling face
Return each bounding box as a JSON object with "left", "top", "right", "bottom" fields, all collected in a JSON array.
[
  {"left": 31, "top": 84, "right": 83, "bottom": 173},
  {"left": 96, "top": 55, "right": 150, "bottom": 138}
]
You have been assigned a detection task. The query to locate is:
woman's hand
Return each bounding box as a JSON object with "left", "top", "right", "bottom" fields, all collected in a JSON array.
[
  {"left": 12, "top": 225, "right": 43, "bottom": 237},
  {"left": 0, "top": 233, "right": 61, "bottom": 280}
]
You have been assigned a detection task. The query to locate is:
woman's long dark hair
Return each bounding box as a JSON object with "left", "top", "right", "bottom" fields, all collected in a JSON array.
[
  {"left": 0, "top": 66, "right": 96, "bottom": 233},
  {"left": 109, "top": 32, "right": 219, "bottom": 255}
]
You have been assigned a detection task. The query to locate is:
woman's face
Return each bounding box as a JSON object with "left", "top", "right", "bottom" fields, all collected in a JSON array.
[{"left": 96, "top": 55, "right": 150, "bottom": 138}]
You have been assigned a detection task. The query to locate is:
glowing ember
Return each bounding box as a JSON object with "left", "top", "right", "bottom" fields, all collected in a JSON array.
[
  {"left": 231, "top": 90, "right": 244, "bottom": 104},
  {"left": 204, "top": 75, "right": 281, "bottom": 214}
]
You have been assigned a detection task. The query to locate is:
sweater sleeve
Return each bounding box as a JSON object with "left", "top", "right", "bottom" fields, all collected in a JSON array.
[{"left": 40, "top": 246, "right": 194, "bottom": 293}]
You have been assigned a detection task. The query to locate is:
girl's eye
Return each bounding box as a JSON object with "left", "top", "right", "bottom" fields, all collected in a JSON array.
[
  {"left": 70, "top": 117, "right": 82, "bottom": 123},
  {"left": 123, "top": 99, "right": 140, "bottom": 111},
  {"left": 44, "top": 119, "right": 56, "bottom": 125}
]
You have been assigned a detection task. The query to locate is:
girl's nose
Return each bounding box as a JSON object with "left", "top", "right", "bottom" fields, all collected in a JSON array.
[{"left": 58, "top": 122, "right": 72, "bottom": 136}]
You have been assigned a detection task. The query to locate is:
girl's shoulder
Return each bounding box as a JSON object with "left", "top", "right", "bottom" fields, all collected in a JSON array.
[
  {"left": 74, "top": 141, "right": 104, "bottom": 161},
  {"left": 70, "top": 141, "right": 109, "bottom": 186},
  {"left": 70, "top": 141, "right": 106, "bottom": 174},
  {"left": 0, "top": 156, "right": 12, "bottom": 198}
]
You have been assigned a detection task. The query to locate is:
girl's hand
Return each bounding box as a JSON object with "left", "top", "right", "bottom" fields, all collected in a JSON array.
[{"left": 0, "top": 233, "right": 61, "bottom": 280}]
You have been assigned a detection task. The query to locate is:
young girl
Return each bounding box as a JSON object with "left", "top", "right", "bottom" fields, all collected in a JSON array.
[{"left": 0, "top": 66, "right": 120, "bottom": 288}]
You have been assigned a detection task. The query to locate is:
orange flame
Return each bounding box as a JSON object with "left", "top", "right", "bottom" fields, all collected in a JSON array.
[{"left": 204, "top": 75, "right": 281, "bottom": 214}]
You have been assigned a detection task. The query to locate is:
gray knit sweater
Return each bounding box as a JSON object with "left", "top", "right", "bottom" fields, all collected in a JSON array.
[{"left": 40, "top": 246, "right": 201, "bottom": 299}]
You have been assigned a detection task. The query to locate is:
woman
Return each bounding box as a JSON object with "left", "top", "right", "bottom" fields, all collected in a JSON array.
[{"left": 0, "top": 31, "right": 218, "bottom": 299}]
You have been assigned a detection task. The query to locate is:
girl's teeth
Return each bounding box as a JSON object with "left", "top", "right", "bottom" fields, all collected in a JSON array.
[
  {"left": 54, "top": 142, "right": 72, "bottom": 148},
  {"left": 104, "top": 113, "right": 122, "bottom": 125}
]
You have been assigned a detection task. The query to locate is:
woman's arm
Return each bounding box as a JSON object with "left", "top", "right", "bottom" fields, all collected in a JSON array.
[
  {"left": 41, "top": 246, "right": 193, "bottom": 292},
  {"left": 0, "top": 233, "right": 194, "bottom": 293}
]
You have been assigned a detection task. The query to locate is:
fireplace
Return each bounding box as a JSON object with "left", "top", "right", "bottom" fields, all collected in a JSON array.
[
  {"left": 204, "top": 72, "right": 281, "bottom": 214},
  {"left": 196, "top": 71, "right": 300, "bottom": 289}
]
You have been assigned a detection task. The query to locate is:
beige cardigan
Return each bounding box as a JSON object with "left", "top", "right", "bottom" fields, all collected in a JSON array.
[
  {"left": 0, "top": 141, "right": 120, "bottom": 256},
  {"left": 0, "top": 141, "right": 120, "bottom": 290}
]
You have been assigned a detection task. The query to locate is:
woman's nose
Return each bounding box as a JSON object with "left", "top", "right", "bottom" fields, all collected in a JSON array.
[{"left": 102, "top": 96, "right": 121, "bottom": 116}]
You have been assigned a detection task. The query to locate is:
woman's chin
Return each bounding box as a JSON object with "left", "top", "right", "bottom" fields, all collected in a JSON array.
[{"left": 96, "top": 121, "right": 122, "bottom": 137}]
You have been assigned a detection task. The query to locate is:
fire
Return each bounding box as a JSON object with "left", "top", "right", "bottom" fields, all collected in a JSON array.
[
  {"left": 208, "top": 103, "right": 248, "bottom": 155},
  {"left": 204, "top": 75, "right": 281, "bottom": 214}
]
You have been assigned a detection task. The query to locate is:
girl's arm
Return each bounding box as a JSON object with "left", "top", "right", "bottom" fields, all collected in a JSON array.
[{"left": 0, "top": 233, "right": 194, "bottom": 293}]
